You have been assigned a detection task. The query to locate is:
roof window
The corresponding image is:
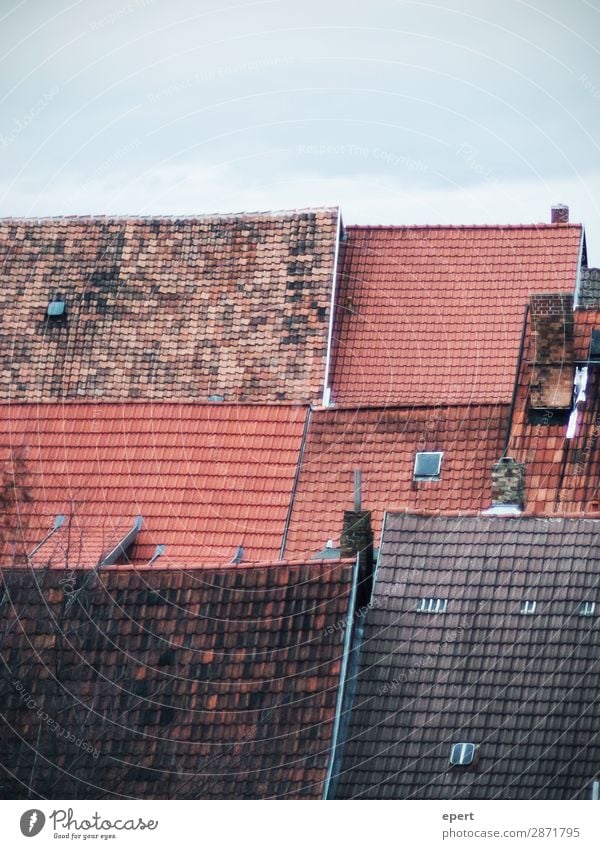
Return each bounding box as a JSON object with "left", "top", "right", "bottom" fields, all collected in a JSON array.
[
  {"left": 580, "top": 601, "right": 596, "bottom": 617},
  {"left": 417, "top": 597, "right": 447, "bottom": 614},
  {"left": 520, "top": 600, "right": 537, "bottom": 615},
  {"left": 414, "top": 451, "right": 443, "bottom": 481},
  {"left": 590, "top": 779, "right": 600, "bottom": 800},
  {"left": 46, "top": 298, "right": 66, "bottom": 319},
  {"left": 449, "top": 742, "right": 477, "bottom": 767}
]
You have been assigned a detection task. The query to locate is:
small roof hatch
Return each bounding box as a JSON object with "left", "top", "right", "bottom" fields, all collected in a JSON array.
[
  {"left": 414, "top": 451, "right": 443, "bottom": 480},
  {"left": 47, "top": 298, "right": 66, "bottom": 318},
  {"left": 449, "top": 742, "right": 477, "bottom": 766}
]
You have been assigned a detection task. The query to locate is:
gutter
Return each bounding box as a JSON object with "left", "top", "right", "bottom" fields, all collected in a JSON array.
[
  {"left": 322, "top": 552, "right": 359, "bottom": 800},
  {"left": 322, "top": 207, "right": 343, "bottom": 407}
]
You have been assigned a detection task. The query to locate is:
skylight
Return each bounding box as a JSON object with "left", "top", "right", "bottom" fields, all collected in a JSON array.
[
  {"left": 520, "top": 600, "right": 537, "bottom": 615},
  {"left": 449, "top": 742, "right": 477, "bottom": 766},
  {"left": 414, "top": 451, "right": 443, "bottom": 480},
  {"left": 46, "top": 298, "right": 66, "bottom": 319}
]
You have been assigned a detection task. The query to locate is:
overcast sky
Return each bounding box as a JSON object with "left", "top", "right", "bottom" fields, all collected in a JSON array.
[{"left": 1, "top": 0, "right": 599, "bottom": 260}]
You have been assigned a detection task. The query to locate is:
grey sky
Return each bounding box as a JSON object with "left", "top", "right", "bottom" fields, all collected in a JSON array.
[{"left": 1, "top": 0, "right": 599, "bottom": 260}]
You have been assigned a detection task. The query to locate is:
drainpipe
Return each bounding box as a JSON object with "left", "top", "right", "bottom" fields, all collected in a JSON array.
[
  {"left": 322, "top": 207, "right": 343, "bottom": 407},
  {"left": 322, "top": 553, "right": 359, "bottom": 800}
]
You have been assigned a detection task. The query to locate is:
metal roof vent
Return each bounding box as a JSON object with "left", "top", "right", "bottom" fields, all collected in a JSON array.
[{"left": 417, "top": 597, "right": 447, "bottom": 614}]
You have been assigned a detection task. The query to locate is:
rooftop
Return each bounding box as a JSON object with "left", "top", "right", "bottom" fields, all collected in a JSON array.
[
  {"left": 0, "top": 208, "right": 339, "bottom": 404},
  {"left": 284, "top": 403, "right": 508, "bottom": 558},
  {"left": 0, "top": 402, "right": 309, "bottom": 565},
  {"left": 0, "top": 558, "right": 354, "bottom": 799},
  {"left": 337, "top": 511, "right": 600, "bottom": 800},
  {"left": 330, "top": 223, "right": 583, "bottom": 406}
]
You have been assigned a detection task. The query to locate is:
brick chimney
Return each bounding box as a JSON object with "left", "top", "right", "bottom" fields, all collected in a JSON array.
[
  {"left": 340, "top": 510, "right": 374, "bottom": 607},
  {"left": 551, "top": 204, "right": 569, "bottom": 224},
  {"left": 529, "top": 293, "right": 574, "bottom": 408},
  {"left": 491, "top": 457, "right": 525, "bottom": 509}
]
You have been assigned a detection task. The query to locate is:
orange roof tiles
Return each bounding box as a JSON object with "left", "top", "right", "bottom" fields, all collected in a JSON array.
[
  {"left": 330, "top": 224, "right": 583, "bottom": 406},
  {"left": 508, "top": 308, "right": 600, "bottom": 514},
  {"left": 0, "top": 402, "right": 308, "bottom": 564},
  {"left": 284, "top": 403, "right": 508, "bottom": 558},
  {"left": 0, "top": 209, "right": 338, "bottom": 403}
]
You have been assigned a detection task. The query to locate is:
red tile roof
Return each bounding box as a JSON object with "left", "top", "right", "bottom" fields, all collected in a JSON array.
[
  {"left": 330, "top": 224, "right": 583, "bottom": 406},
  {"left": 0, "top": 403, "right": 308, "bottom": 565},
  {"left": 508, "top": 308, "right": 600, "bottom": 514},
  {"left": 0, "top": 559, "right": 354, "bottom": 799},
  {"left": 284, "top": 404, "right": 508, "bottom": 558},
  {"left": 0, "top": 209, "right": 338, "bottom": 403}
]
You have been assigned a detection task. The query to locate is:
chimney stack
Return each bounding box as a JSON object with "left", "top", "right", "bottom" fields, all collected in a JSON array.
[
  {"left": 341, "top": 508, "right": 374, "bottom": 607},
  {"left": 529, "top": 294, "right": 575, "bottom": 408},
  {"left": 491, "top": 457, "right": 525, "bottom": 510},
  {"left": 551, "top": 204, "right": 569, "bottom": 224}
]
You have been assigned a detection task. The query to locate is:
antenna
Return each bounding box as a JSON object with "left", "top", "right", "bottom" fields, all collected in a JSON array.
[{"left": 354, "top": 469, "right": 362, "bottom": 511}]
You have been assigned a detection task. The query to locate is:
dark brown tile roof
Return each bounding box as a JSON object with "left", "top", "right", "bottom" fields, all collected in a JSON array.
[
  {"left": 336, "top": 512, "right": 600, "bottom": 800},
  {"left": 0, "top": 209, "right": 338, "bottom": 403},
  {"left": 0, "top": 559, "right": 354, "bottom": 799},
  {"left": 579, "top": 268, "right": 600, "bottom": 308}
]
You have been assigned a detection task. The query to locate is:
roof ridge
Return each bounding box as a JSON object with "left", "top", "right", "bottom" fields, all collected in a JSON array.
[
  {"left": 313, "top": 402, "right": 512, "bottom": 413},
  {"left": 345, "top": 222, "right": 583, "bottom": 231},
  {"left": 0, "top": 400, "right": 310, "bottom": 409},
  {"left": 386, "top": 508, "right": 600, "bottom": 521},
  {"left": 0, "top": 206, "right": 339, "bottom": 223}
]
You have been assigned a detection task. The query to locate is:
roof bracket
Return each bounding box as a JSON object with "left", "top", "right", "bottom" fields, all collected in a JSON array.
[{"left": 99, "top": 516, "right": 144, "bottom": 567}]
